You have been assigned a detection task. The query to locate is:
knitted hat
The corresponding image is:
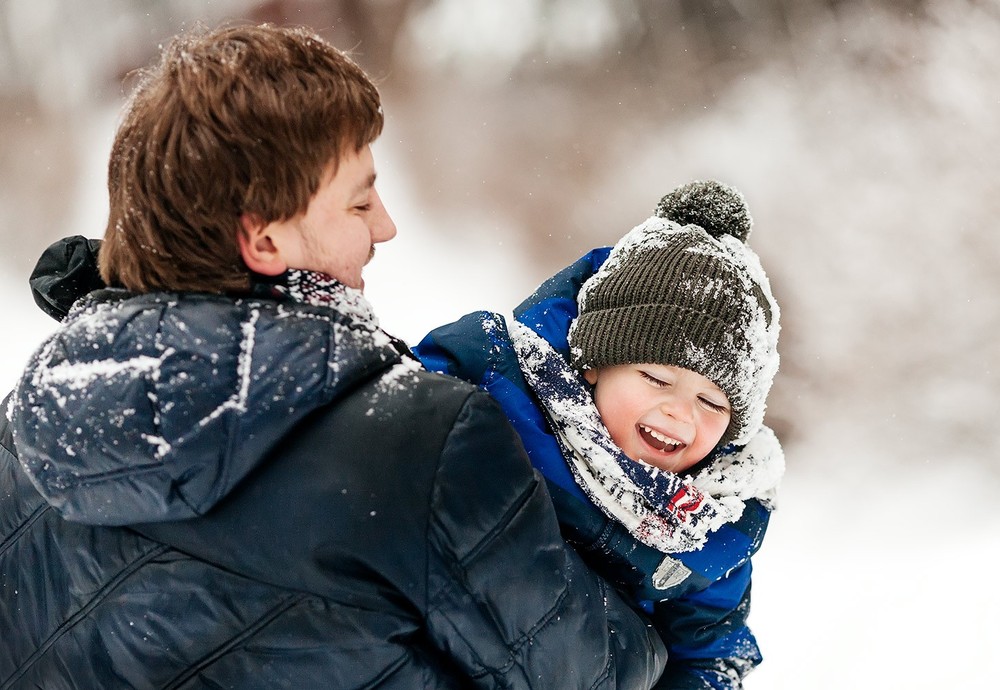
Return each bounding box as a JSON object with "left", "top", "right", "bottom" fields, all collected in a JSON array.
[{"left": 568, "top": 180, "right": 780, "bottom": 447}]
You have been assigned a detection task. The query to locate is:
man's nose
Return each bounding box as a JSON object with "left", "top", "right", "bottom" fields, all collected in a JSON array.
[{"left": 370, "top": 189, "right": 397, "bottom": 243}]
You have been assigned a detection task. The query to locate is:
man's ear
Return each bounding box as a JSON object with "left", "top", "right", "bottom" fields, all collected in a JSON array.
[
  {"left": 238, "top": 213, "right": 288, "bottom": 276},
  {"left": 582, "top": 368, "right": 599, "bottom": 386}
]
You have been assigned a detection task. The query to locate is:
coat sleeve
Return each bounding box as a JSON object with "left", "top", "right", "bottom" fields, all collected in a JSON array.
[
  {"left": 424, "top": 390, "right": 667, "bottom": 689},
  {"left": 648, "top": 562, "right": 761, "bottom": 689}
]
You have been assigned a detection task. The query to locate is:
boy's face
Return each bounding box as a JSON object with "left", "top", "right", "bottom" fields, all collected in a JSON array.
[
  {"left": 261, "top": 144, "right": 397, "bottom": 290},
  {"left": 583, "top": 363, "right": 731, "bottom": 473}
]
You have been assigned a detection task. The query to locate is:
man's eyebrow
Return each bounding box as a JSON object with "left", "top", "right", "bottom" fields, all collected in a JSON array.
[{"left": 351, "top": 172, "right": 377, "bottom": 197}]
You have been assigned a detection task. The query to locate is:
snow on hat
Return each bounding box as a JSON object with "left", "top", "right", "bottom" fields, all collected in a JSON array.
[{"left": 568, "top": 180, "right": 780, "bottom": 447}]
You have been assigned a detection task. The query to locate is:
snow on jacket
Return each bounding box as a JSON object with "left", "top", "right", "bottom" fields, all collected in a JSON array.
[
  {"left": 0, "top": 236, "right": 667, "bottom": 689},
  {"left": 415, "top": 248, "right": 784, "bottom": 690}
]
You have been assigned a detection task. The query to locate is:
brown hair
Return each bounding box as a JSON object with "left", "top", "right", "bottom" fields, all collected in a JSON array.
[{"left": 99, "top": 24, "right": 384, "bottom": 293}]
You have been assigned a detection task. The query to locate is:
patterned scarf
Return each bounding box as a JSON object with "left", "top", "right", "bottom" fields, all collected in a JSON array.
[
  {"left": 270, "top": 269, "right": 382, "bottom": 332},
  {"left": 509, "top": 320, "right": 783, "bottom": 553},
  {"left": 269, "top": 268, "right": 422, "bottom": 384}
]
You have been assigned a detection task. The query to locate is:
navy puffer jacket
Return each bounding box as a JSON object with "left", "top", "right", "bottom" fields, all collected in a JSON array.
[{"left": 0, "top": 237, "right": 666, "bottom": 689}]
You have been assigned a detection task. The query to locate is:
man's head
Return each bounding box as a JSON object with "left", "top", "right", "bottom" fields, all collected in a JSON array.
[
  {"left": 237, "top": 142, "right": 396, "bottom": 290},
  {"left": 570, "top": 181, "right": 781, "bottom": 455},
  {"left": 100, "top": 24, "right": 386, "bottom": 294}
]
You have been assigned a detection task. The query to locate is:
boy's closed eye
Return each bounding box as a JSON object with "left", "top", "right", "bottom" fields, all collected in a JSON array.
[
  {"left": 638, "top": 368, "right": 730, "bottom": 414},
  {"left": 638, "top": 370, "right": 669, "bottom": 388},
  {"left": 698, "top": 396, "right": 729, "bottom": 414}
]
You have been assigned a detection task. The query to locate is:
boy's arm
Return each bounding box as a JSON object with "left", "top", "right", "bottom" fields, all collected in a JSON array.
[
  {"left": 414, "top": 311, "right": 501, "bottom": 385},
  {"left": 414, "top": 246, "right": 613, "bottom": 383},
  {"left": 649, "top": 561, "right": 760, "bottom": 690}
]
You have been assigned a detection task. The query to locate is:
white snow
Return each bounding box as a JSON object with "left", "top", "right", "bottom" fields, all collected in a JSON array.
[
  {"left": 375, "top": 357, "right": 423, "bottom": 394},
  {"left": 32, "top": 352, "right": 162, "bottom": 390},
  {"left": 749, "top": 449, "right": 1000, "bottom": 689},
  {"left": 197, "top": 308, "right": 258, "bottom": 425}
]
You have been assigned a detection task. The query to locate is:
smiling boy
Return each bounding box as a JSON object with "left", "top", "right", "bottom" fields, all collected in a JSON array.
[
  {"left": 417, "top": 180, "right": 784, "bottom": 689},
  {"left": 583, "top": 363, "right": 732, "bottom": 474}
]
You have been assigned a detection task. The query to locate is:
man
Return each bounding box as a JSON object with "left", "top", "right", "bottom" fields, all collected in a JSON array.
[{"left": 0, "top": 24, "right": 665, "bottom": 688}]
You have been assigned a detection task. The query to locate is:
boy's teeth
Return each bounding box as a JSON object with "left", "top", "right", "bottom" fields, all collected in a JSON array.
[{"left": 641, "top": 425, "right": 680, "bottom": 446}]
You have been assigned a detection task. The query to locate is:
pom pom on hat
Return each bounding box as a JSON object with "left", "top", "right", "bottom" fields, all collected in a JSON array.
[{"left": 654, "top": 180, "right": 752, "bottom": 242}]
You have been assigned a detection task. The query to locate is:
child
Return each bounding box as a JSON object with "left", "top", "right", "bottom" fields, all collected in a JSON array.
[{"left": 415, "top": 180, "right": 784, "bottom": 689}]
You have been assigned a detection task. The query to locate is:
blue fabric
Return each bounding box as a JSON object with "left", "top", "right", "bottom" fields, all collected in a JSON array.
[{"left": 415, "top": 248, "right": 772, "bottom": 688}]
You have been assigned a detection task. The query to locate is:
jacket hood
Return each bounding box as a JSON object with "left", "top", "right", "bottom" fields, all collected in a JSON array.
[{"left": 10, "top": 289, "right": 401, "bottom": 526}]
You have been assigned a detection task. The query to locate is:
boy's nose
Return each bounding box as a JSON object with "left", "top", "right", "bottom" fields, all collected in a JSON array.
[{"left": 659, "top": 397, "right": 693, "bottom": 424}]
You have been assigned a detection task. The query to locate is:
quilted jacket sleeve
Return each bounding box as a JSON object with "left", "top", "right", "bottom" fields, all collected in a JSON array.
[{"left": 424, "top": 391, "right": 666, "bottom": 689}]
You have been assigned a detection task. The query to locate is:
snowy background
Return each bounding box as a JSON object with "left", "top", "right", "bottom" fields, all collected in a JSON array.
[{"left": 2, "top": 1, "right": 998, "bottom": 687}]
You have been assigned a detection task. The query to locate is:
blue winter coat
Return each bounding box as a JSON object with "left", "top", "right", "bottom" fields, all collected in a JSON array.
[
  {"left": 416, "top": 249, "right": 773, "bottom": 689},
  {"left": 0, "top": 237, "right": 667, "bottom": 689}
]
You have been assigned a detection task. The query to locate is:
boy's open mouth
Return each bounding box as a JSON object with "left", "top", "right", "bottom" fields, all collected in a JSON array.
[{"left": 638, "top": 424, "right": 684, "bottom": 454}]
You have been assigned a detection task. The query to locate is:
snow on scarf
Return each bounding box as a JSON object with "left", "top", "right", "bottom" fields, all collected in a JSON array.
[
  {"left": 274, "top": 269, "right": 380, "bottom": 327},
  {"left": 272, "top": 269, "right": 425, "bottom": 388},
  {"left": 509, "top": 320, "right": 783, "bottom": 553}
]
